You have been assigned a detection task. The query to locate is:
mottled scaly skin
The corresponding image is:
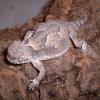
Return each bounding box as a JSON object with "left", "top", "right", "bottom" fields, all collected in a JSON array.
[{"left": 7, "top": 16, "right": 96, "bottom": 91}]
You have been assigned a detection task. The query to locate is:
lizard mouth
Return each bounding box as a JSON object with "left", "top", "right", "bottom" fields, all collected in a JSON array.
[
  {"left": 7, "top": 55, "right": 22, "bottom": 64},
  {"left": 7, "top": 53, "right": 31, "bottom": 64},
  {"left": 7, "top": 40, "right": 33, "bottom": 64}
]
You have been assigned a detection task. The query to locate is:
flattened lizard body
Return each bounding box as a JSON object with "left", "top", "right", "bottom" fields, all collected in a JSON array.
[{"left": 7, "top": 16, "right": 97, "bottom": 90}]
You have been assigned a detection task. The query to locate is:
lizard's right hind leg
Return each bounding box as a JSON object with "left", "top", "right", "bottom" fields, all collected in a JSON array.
[{"left": 70, "top": 31, "right": 98, "bottom": 59}]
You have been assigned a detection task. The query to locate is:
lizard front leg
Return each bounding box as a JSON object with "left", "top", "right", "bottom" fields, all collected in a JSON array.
[{"left": 29, "top": 59, "right": 46, "bottom": 91}]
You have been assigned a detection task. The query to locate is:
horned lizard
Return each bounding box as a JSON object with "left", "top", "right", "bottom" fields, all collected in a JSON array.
[{"left": 7, "top": 15, "right": 96, "bottom": 91}]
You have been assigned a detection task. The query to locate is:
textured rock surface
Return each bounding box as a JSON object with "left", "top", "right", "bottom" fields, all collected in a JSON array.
[{"left": 0, "top": 0, "right": 100, "bottom": 100}]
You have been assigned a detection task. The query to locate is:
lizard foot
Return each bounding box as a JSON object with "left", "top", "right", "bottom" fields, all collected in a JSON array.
[
  {"left": 82, "top": 41, "right": 99, "bottom": 59},
  {"left": 29, "top": 79, "right": 39, "bottom": 91}
]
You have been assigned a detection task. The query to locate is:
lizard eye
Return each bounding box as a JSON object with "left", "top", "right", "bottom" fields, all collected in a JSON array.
[
  {"left": 33, "top": 24, "right": 39, "bottom": 32},
  {"left": 23, "top": 39, "right": 29, "bottom": 44}
]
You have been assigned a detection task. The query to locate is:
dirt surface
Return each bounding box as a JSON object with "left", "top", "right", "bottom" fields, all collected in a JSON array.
[{"left": 0, "top": 0, "right": 100, "bottom": 100}]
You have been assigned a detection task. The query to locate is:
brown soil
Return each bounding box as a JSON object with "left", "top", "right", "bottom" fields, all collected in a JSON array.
[{"left": 0, "top": 0, "right": 100, "bottom": 100}]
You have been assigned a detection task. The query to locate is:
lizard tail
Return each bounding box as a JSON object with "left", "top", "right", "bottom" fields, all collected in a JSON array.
[
  {"left": 69, "top": 15, "right": 88, "bottom": 31},
  {"left": 75, "top": 15, "right": 87, "bottom": 28}
]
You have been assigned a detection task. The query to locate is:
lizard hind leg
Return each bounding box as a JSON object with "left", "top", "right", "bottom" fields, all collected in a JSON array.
[
  {"left": 70, "top": 31, "right": 84, "bottom": 48},
  {"left": 29, "top": 59, "right": 46, "bottom": 91},
  {"left": 70, "top": 32, "right": 98, "bottom": 59}
]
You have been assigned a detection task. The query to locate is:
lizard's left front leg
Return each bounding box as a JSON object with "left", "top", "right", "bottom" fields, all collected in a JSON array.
[{"left": 29, "top": 59, "right": 46, "bottom": 91}]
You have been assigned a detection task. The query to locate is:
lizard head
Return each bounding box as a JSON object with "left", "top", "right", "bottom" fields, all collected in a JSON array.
[{"left": 7, "top": 40, "right": 32, "bottom": 64}]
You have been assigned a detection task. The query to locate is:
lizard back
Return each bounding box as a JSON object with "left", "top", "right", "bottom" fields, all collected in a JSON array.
[{"left": 27, "top": 20, "right": 70, "bottom": 60}]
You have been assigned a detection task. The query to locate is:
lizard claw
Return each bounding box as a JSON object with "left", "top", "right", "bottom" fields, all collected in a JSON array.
[
  {"left": 29, "top": 79, "right": 39, "bottom": 91},
  {"left": 82, "top": 41, "right": 99, "bottom": 59}
]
